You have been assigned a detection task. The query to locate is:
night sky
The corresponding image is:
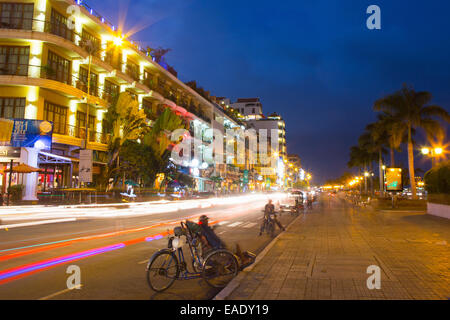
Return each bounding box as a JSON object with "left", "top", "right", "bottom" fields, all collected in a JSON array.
[{"left": 92, "top": 0, "right": 450, "bottom": 184}]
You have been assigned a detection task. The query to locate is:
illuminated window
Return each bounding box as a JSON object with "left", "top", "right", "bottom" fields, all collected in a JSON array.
[
  {"left": 44, "top": 101, "right": 67, "bottom": 135},
  {"left": 46, "top": 50, "right": 71, "bottom": 84},
  {"left": 50, "top": 9, "right": 74, "bottom": 42},
  {"left": 0, "top": 97, "right": 25, "bottom": 118},
  {"left": 0, "top": 3, "right": 33, "bottom": 30},
  {"left": 0, "top": 45, "right": 29, "bottom": 75}
]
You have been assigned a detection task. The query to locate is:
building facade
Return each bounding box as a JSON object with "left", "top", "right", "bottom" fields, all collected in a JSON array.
[{"left": 0, "top": 0, "right": 225, "bottom": 199}]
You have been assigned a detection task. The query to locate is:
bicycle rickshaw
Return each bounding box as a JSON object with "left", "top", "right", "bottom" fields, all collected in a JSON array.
[{"left": 146, "top": 220, "right": 253, "bottom": 292}]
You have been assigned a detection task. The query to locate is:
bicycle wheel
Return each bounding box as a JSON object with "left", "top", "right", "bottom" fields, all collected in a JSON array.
[
  {"left": 202, "top": 249, "right": 238, "bottom": 288},
  {"left": 146, "top": 249, "right": 179, "bottom": 292}
]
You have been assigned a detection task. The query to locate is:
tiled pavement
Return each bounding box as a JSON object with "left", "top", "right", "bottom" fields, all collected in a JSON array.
[{"left": 227, "top": 196, "right": 450, "bottom": 300}]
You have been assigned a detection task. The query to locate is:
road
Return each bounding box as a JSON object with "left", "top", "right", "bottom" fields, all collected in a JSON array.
[{"left": 0, "top": 193, "right": 297, "bottom": 300}]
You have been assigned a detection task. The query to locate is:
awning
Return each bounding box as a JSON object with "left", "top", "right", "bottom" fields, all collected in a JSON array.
[{"left": 38, "top": 151, "right": 72, "bottom": 164}]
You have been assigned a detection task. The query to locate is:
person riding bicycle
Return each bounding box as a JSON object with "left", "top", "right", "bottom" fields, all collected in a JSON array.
[{"left": 259, "top": 199, "right": 285, "bottom": 236}]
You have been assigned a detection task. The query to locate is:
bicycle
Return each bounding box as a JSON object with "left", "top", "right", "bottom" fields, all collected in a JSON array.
[
  {"left": 146, "top": 221, "right": 240, "bottom": 292},
  {"left": 260, "top": 210, "right": 280, "bottom": 237}
]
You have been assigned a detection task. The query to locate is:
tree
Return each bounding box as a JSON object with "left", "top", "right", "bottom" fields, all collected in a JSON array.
[
  {"left": 118, "top": 140, "right": 160, "bottom": 187},
  {"left": 102, "top": 92, "right": 148, "bottom": 190},
  {"left": 374, "top": 84, "right": 450, "bottom": 198},
  {"left": 348, "top": 144, "right": 377, "bottom": 194},
  {"left": 365, "top": 121, "right": 388, "bottom": 195},
  {"left": 142, "top": 107, "right": 189, "bottom": 191}
]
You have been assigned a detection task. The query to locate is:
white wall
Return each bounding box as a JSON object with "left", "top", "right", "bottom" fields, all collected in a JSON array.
[{"left": 427, "top": 202, "right": 450, "bottom": 219}]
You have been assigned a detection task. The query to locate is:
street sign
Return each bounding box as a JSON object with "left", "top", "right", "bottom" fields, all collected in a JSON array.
[
  {"left": 243, "top": 169, "right": 249, "bottom": 184},
  {"left": 79, "top": 149, "right": 93, "bottom": 183},
  {"left": 385, "top": 168, "right": 402, "bottom": 191}
]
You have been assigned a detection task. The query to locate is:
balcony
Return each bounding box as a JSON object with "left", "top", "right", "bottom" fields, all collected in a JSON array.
[
  {"left": 125, "top": 64, "right": 140, "bottom": 82},
  {"left": 52, "top": 124, "right": 110, "bottom": 148},
  {"left": 0, "top": 63, "right": 108, "bottom": 108}
]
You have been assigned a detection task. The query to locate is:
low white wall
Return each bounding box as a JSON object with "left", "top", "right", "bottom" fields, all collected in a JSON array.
[{"left": 427, "top": 202, "right": 450, "bottom": 219}]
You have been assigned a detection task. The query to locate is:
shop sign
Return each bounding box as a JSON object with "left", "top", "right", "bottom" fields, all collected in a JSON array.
[
  {"left": 0, "top": 146, "right": 21, "bottom": 158},
  {"left": 79, "top": 149, "right": 93, "bottom": 183}
]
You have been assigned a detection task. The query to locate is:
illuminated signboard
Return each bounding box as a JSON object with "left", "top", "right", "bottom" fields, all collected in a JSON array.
[
  {"left": 0, "top": 119, "right": 53, "bottom": 150},
  {"left": 385, "top": 168, "right": 403, "bottom": 191}
]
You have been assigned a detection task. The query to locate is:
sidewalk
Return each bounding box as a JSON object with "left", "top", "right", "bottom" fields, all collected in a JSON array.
[{"left": 219, "top": 199, "right": 450, "bottom": 300}]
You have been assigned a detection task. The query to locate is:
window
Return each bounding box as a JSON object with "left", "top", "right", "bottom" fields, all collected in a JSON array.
[
  {"left": 76, "top": 111, "right": 95, "bottom": 139},
  {"left": 78, "top": 67, "right": 98, "bottom": 97},
  {"left": 46, "top": 50, "right": 71, "bottom": 84},
  {"left": 143, "top": 70, "right": 154, "bottom": 88},
  {"left": 143, "top": 100, "right": 164, "bottom": 121},
  {"left": 0, "top": 46, "right": 29, "bottom": 75},
  {"left": 252, "top": 108, "right": 255, "bottom": 114},
  {"left": 104, "top": 41, "right": 122, "bottom": 69},
  {"left": 103, "top": 80, "right": 119, "bottom": 103},
  {"left": 44, "top": 101, "right": 67, "bottom": 135},
  {"left": 0, "top": 97, "right": 25, "bottom": 118},
  {"left": 126, "top": 89, "right": 137, "bottom": 101},
  {"left": 0, "top": 2, "right": 33, "bottom": 30},
  {"left": 76, "top": 111, "right": 95, "bottom": 130},
  {"left": 126, "top": 59, "right": 139, "bottom": 81},
  {"left": 81, "top": 29, "right": 101, "bottom": 57},
  {"left": 50, "top": 9, "right": 74, "bottom": 42}
]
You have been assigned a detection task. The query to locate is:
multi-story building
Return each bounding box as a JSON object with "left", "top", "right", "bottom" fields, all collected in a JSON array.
[
  {"left": 230, "top": 98, "right": 263, "bottom": 121},
  {"left": 0, "top": 0, "right": 223, "bottom": 199}
]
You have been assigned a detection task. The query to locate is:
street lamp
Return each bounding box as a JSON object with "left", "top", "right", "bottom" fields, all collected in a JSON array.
[
  {"left": 421, "top": 146, "right": 444, "bottom": 167},
  {"left": 81, "top": 36, "right": 124, "bottom": 149}
]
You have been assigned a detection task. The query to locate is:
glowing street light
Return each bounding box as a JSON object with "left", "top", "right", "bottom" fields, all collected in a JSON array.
[
  {"left": 421, "top": 146, "right": 445, "bottom": 167},
  {"left": 113, "top": 34, "right": 124, "bottom": 47}
]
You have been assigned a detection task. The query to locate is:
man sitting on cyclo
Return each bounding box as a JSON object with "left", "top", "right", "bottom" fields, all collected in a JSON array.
[{"left": 185, "top": 215, "right": 255, "bottom": 270}]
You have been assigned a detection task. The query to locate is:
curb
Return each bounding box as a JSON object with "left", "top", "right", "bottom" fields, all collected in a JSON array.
[{"left": 213, "top": 212, "right": 304, "bottom": 300}]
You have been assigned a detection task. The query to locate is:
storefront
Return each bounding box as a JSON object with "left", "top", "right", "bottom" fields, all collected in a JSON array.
[{"left": 0, "top": 147, "right": 21, "bottom": 194}]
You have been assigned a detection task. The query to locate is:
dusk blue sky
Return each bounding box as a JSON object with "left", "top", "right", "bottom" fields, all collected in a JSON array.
[{"left": 92, "top": 0, "right": 450, "bottom": 184}]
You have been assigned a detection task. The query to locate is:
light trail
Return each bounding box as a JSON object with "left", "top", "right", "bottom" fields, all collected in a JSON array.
[
  {"left": 0, "top": 193, "right": 283, "bottom": 221},
  {"left": 0, "top": 194, "right": 279, "bottom": 284},
  {"left": 0, "top": 219, "right": 224, "bottom": 285}
]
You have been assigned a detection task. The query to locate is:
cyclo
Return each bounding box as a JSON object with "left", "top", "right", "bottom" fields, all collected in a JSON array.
[{"left": 146, "top": 220, "right": 249, "bottom": 292}]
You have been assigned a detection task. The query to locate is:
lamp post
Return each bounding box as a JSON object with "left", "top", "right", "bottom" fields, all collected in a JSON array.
[
  {"left": 421, "top": 147, "right": 443, "bottom": 168},
  {"left": 81, "top": 35, "right": 123, "bottom": 150}
]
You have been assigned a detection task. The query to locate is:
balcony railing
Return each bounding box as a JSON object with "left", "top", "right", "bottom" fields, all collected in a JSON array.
[
  {"left": 53, "top": 124, "right": 110, "bottom": 145},
  {"left": 0, "top": 63, "right": 29, "bottom": 76},
  {"left": 0, "top": 63, "right": 115, "bottom": 107}
]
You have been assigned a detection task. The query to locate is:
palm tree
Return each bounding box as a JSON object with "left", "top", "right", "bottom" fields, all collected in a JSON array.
[
  {"left": 348, "top": 144, "right": 376, "bottom": 194},
  {"left": 373, "top": 112, "right": 406, "bottom": 167},
  {"left": 103, "top": 92, "right": 148, "bottom": 189},
  {"left": 374, "top": 84, "right": 450, "bottom": 198},
  {"left": 365, "top": 120, "right": 389, "bottom": 195},
  {"left": 142, "top": 107, "right": 189, "bottom": 191}
]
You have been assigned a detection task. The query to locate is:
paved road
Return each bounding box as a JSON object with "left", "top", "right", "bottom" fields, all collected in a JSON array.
[
  {"left": 0, "top": 195, "right": 297, "bottom": 299},
  {"left": 227, "top": 194, "right": 450, "bottom": 300}
]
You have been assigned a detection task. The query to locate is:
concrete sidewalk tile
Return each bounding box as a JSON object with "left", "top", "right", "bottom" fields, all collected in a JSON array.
[{"left": 225, "top": 198, "right": 450, "bottom": 300}]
